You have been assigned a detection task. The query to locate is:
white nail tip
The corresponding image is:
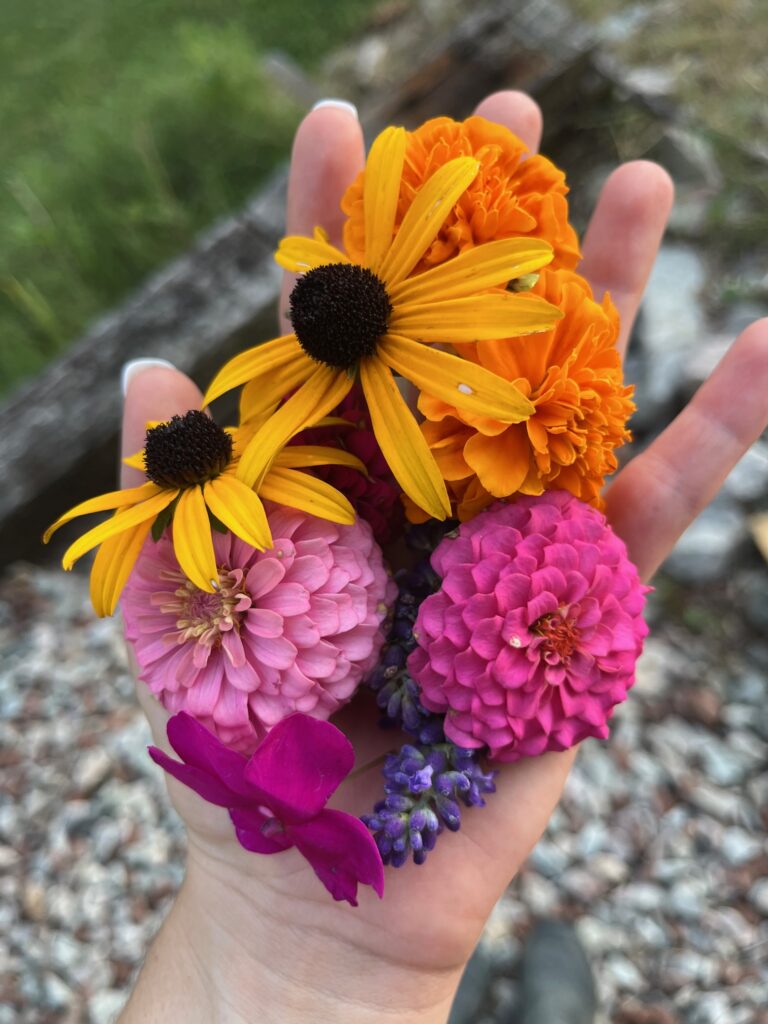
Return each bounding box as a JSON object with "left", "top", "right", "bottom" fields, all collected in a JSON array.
[
  {"left": 311, "top": 99, "right": 359, "bottom": 120},
  {"left": 121, "top": 358, "right": 175, "bottom": 397}
]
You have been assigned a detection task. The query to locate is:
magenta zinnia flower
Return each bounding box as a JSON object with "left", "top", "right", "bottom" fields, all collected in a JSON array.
[
  {"left": 123, "top": 507, "right": 396, "bottom": 754},
  {"left": 295, "top": 385, "right": 404, "bottom": 545},
  {"left": 150, "top": 711, "right": 384, "bottom": 905},
  {"left": 408, "top": 492, "right": 648, "bottom": 762}
]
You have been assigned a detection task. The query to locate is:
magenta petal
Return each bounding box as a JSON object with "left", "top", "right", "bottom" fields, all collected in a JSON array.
[
  {"left": 148, "top": 745, "right": 244, "bottom": 807},
  {"left": 230, "top": 808, "right": 293, "bottom": 854},
  {"left": 290, "top": 809, "right": 385, "bottom": 905},
  {"left": 244, "top": 714, "right": 354, "bottom": 823},
  {"left": 166, "top": 712, "right": 252, "bottom": 797}
]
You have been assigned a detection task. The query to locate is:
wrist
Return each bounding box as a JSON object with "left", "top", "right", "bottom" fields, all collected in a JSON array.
[{"left": 122, "top": 842, "right": 460, "bottom": 1024}]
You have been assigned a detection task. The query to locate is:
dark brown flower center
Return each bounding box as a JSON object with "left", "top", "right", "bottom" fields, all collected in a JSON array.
[
  {"left": 144, "top": 410, "right": 233, "bottom": 489},
  {"left": 289, "top": 263, "right": 392, "bottom": 370},
  {"left": 534, "top": 612, "right": 580, "bottom": 660}
]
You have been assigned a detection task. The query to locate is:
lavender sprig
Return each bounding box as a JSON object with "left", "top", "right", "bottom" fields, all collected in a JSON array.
[
  {"left": 367, "top": 560, "right": 444, "bottom": 744},
  {"left": 364, "top": 549, "right": 497, "bottom": 865},
  {"left": 362, "top": 741, "right": 496, "bottom": 866}
]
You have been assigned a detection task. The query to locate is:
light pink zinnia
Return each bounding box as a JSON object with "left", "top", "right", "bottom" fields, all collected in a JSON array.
[
  {"left": 408, "top": 492, "right": 648, "bottom": 762},
  {"left": 123, "top": 507, "right": 396, "bottom": 753}
]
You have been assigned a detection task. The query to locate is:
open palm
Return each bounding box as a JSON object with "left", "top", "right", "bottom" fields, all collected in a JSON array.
[{"left": 121, "top": 93, "right": 768, "bottom": 1022}]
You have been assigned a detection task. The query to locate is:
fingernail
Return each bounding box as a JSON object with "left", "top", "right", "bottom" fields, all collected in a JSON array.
[
  {"left": 311, "top": 98, "right": 358, "bottom": 120},
  {"left": 121, "top": 358, "right": 175, "bottom": 397}
]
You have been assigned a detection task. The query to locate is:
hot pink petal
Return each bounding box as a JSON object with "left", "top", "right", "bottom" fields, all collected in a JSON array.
[
  {"left": 290, "top": 809, "right": 385, "bottom": 905},
  {"left": 409, "top": 493, "right": 647, "bottom": 764},
  {"left": 243, "top": 714, "right": 354, "bottom": 824}
]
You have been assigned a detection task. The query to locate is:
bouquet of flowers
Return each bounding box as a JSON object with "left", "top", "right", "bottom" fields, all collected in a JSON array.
[{"left": 45, "top": 116, "right": 649, "bottom": 906}]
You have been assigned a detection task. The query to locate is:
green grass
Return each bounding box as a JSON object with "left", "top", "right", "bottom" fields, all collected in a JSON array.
[{"left": 0, "top": 0, "right": 378, "bottom": 396}]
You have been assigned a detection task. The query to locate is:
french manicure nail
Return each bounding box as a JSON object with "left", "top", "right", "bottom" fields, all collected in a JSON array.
[
  {"left": 311, "top": 98, "right": 359, "bottom": 120},
  {"left": 121, "top": 358, "right": 175, "bottom": 397}
]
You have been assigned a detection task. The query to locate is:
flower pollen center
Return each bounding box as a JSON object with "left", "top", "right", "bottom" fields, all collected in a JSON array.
[
  {"left": 144, "top": 410, "right": 233, "bottom": 489},
  {"left": 533, "top": 612, "right": 580, "bottom": 661},
  {"left": 157, "top": 566, "right": 252, "bottom": 647},
  {"left": 289, "top": 263, "right": 392, "bottom": 369}
]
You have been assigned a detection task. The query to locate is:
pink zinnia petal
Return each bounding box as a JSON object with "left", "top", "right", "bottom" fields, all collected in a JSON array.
[{"left": 124, "top": 512, "right": 393, "bottom": 754}]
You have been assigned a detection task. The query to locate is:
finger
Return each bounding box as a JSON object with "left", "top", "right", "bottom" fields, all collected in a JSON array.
[
  {"left": 579, "top": 161, "right": 674, "bottom": 358},
  {"left": 606, "top": 318, "right": 768, "bottom": 579},
  {"left": 473, "top": 90, "right": 543, "bottom": 153},
  {"left": 279, "top": 103, "right": 365, "bottom": 332},
  {"left": 120, "top": 363, "right": 204, "bottom": 488}
]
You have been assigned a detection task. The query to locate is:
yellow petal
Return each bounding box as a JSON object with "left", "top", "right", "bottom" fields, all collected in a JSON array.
[
  {"left": 239, "top": 354, "right": 317, "bottom": 425},
  {"left": 313, "top": 415, "right": 353, "bottom": 428},
  {"left": 89, "top": 518, "right": 152, "bottom": 617},
  {"left": 275, "top": 445, "right": 366, "bottom": 474},
  {"left": 204, "top": 474, "right": 272, "bottom": 551},
  {"left": 43, "top": 481, "right": 162, "bottom": 543},
  {"left": 363, "top": 126, "right": 407, "bottom": 274},
  {"left": 275, "top": 236, "right": 349, "bottom": 273},
  {"left": 122, "top": 451, "right": 146, "bottom": 471},
  {"left": 260, "top": 466, "right": 355, "bottom": 525},
  {"left": 61, "top": 489, "right": 176, "bottom": 570},
  {"left": 388, "top": 238, "right": 555, "bottom": 305},
  {"left": 203, "top": 335, "right": 306, "bottom": 407},
  {"left": 236, "top": 366, "right": 353, "bottom": 489},
  {"left": 172, "top": 486, "right": 218, "bottom": 593},
  {"left": 389, "top": 292, "right": 562, "bottom": 342},
  {"left": 360, "top": 356, "right": 450, "bottom": 520},
  {"left": 380, "top": 335, "right": 534, "bottom": 423},
  {"left": 378, "top": 157, "right": 480, "bottom": 287}
]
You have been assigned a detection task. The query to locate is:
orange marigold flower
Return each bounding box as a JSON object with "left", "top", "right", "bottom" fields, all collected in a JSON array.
[
  {"left": 342, "top": 115, "right": 581, "bottom": 274},
  {"left": 415, "top": 268, "right": 635, "bottom": 519}
]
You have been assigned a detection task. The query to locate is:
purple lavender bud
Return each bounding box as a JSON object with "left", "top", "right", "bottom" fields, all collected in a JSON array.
[
  {"left": 408, "top": 806, "right": 429, "bottom": 832},
  {"left": 378, "top": 833, "right": 393, "bottom": 857},
  {"left": 418, "top": 718, "right": 446, "bottom": 744},
  {"left": 422, "top": 828, "right": 438, "bottom": 852},
  {"left": 436, "top": 796, "right": 462, "bottom": 831},
  {"left": 386, "top": 689, "right": 403, "bottom": 720},
  {"left": 392, "top": 618, "right": 414, "bottom": 642},
  {"left": 383, "top": 793, "right": 413, "bottom": 813},
  {"left": 422, "top": 806, "right": 440, "bottom": 833},
  {"left": 383, "top": 815, "right": 407, "bottom": 840},
  {"left": 390, "top": 848, "right": 409, "bottom": 868},
  {"left": 425, "top": 748, "right": 449, "bottom": 774},
  {"left": 410, "top": 766, "right": 433, "bottom": 792},
  {"left": 401, "top": 698, "right": 424, "bottom": 734},
  {"left": 383, "top": 645, "right": 406, "bottom": 669}
]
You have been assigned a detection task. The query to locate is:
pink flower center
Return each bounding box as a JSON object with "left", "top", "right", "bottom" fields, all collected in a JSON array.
[
  {"left": 533, "top": 612, "right": 580, "bottom": 661},
  {"left": 155, "top": 567, "right": 252, "bottom": 647}
]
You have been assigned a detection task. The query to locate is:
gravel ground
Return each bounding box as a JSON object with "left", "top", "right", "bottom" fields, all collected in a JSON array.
[{"left": 1, "top": 561, "right": 767, "bottom": 1024}]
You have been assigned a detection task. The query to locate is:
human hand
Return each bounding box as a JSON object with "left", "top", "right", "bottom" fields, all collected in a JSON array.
[{"left": 120, "top": 93, "right": 768, "bottom": 1024}]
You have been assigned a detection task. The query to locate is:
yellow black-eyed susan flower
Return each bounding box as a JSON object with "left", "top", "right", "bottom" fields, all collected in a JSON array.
[
  {"left": 44, "top": 410, "right": 364, "bottom": 616},
  {"left": 203, "top": 126, "right": 563, "bottom": 522}
]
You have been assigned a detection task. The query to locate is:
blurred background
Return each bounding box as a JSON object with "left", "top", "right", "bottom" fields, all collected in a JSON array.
[{"left": 1, "top": 1, "right": 767, "bottom": 1022}]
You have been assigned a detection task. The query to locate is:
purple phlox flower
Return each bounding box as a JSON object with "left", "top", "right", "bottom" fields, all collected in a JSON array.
[{"left": 149, "top": 711, "right": 384, "bottom": 906}]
